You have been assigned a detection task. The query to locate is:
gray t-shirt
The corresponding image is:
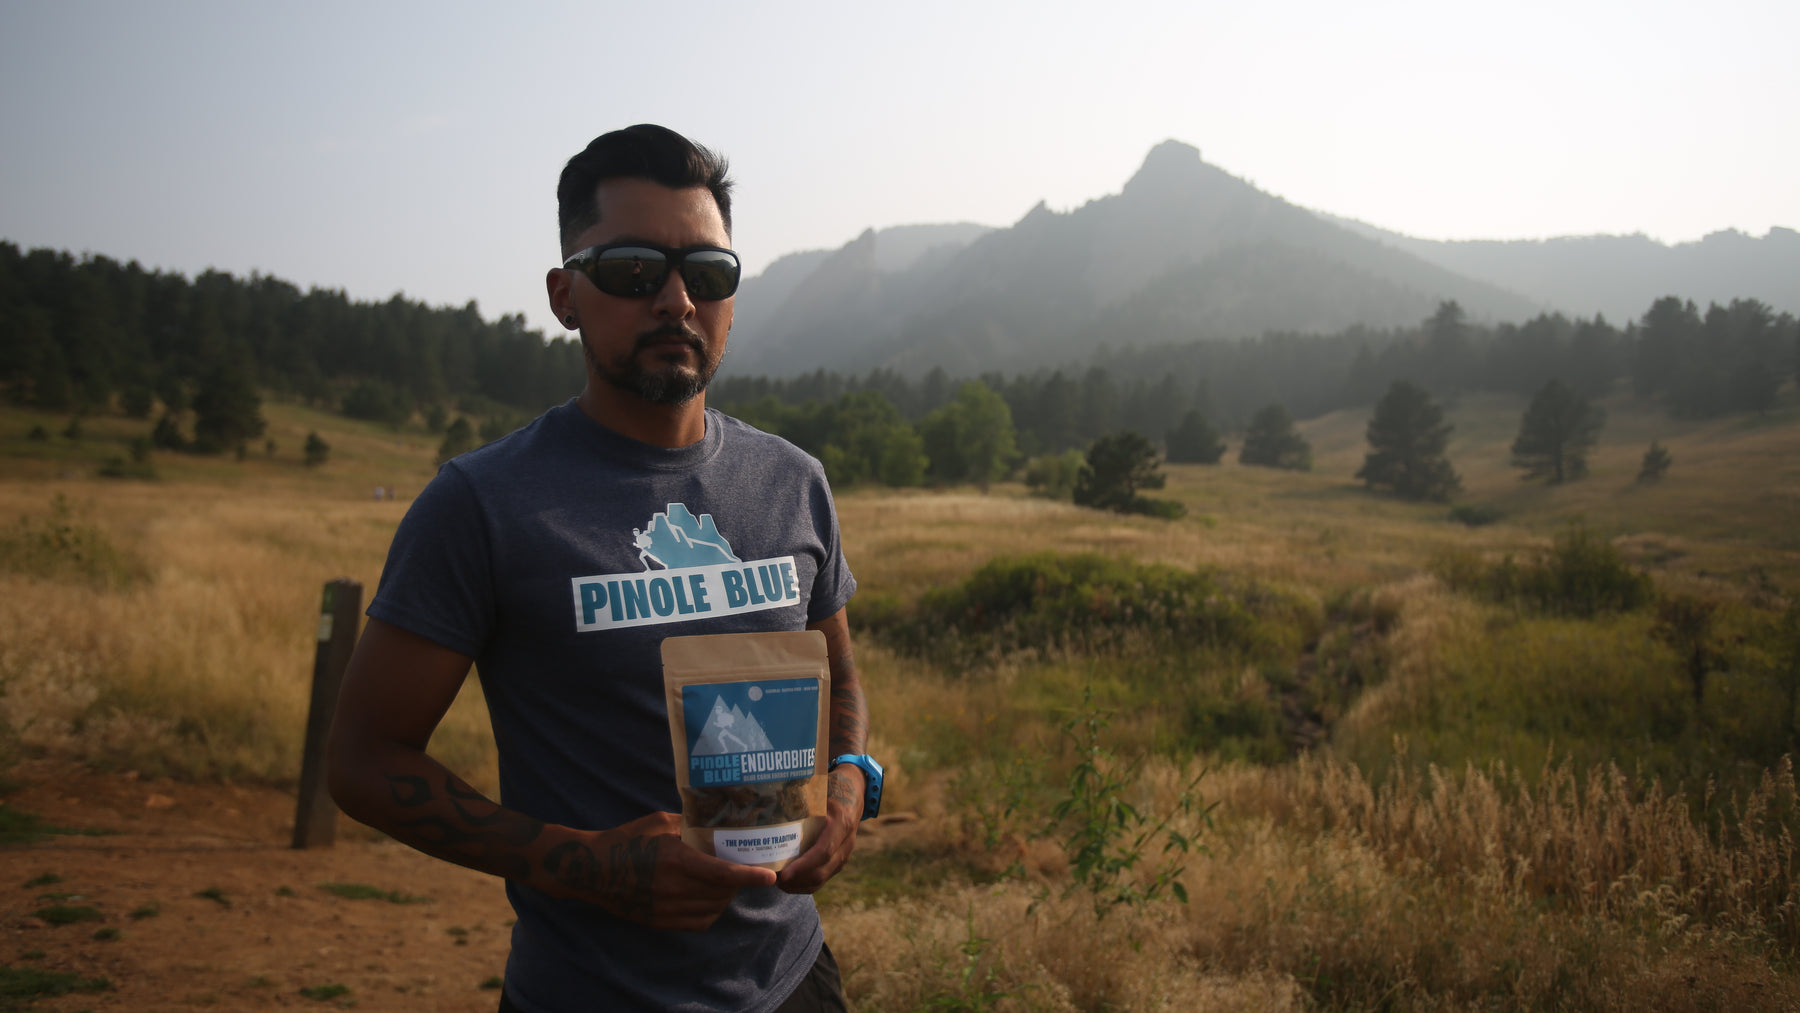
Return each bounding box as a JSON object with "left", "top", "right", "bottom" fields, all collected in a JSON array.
[{"left": 368, "top": 401, "right": 856, "bottom": 1013}]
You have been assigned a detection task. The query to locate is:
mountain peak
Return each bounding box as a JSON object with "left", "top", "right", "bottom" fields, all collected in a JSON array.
[{"left": 1123, "top": 139, "right": 1204, "bottom": 195}]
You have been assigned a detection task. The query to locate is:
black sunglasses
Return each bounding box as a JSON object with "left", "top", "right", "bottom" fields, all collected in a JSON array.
[{"left": 562, "top": 242, "right": 742, "bottom": 301}]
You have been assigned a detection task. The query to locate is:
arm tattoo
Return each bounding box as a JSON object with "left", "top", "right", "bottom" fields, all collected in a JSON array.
[
  {"left": 829, "top": 672, "right": 868, "bottom": 755},
  {"left": 383, "top": 771, "right": 542, "bottom": 881},
  {"left": 827, "top": 768, "right": 860, "bottom": 814},
  {"left": 546, "top": 835, "right": 661, "bottom": 922}
]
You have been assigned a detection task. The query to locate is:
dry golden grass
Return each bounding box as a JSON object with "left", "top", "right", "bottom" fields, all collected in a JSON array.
[
  {"left": 0, "top": 477, "right": 495, "bottom": 787},
  {"left": 4, "top": 390, "right": 1800, "bottom": 1010}
]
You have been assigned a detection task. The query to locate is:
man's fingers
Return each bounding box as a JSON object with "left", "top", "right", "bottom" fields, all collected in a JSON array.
[
  {"left": 668, "top": 844, "right": 778, "bottom": 889},
  {"left": 776, "top": 810, "right": 856, "bottom": 894}
]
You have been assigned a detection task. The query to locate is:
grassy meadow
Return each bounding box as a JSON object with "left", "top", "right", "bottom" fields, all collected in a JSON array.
[{"left": 3, "top": 388, "right": 1800, "bottom": 1011}]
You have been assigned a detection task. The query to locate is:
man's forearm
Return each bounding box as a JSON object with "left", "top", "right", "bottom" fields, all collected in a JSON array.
[
  {"left": 825, "top": 648, "right": 869, "bottom": 815},
  {"left": 328, "top": 743, "right": 658, "bottom": 921}
]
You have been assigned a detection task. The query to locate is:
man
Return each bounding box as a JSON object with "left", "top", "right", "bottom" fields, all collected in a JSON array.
[{"left": 327, "top": 124, "right": 873, "bottom": 1013}]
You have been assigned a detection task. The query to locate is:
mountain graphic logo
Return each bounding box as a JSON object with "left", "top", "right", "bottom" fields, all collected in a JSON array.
[
  {"left": 691, "top": 695, "right": 774, "bottom": 756},
  {"left": 631, "top": 503, "right": 740, "bottom": 571}
]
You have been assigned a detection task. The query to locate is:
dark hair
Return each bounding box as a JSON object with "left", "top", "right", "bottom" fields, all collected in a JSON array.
[{"left": 557, "top": 124, "right": 734, "bottom": 252}]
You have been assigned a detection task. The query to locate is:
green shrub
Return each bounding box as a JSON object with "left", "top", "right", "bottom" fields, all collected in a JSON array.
[
  {"left": 32, "top": 904, "right": 102, "bottom": 925},
  {"left": 0, "top": 495, "right": 145, "bottom": 587},
  {"left": 1435, "top": 524, "right": 1652, "bottom": 618},
  {"left": 1447, "top": 503, "right": 1504, "bottom": 527},
  {"left": 867, "top": 552, "right": 1310, "bottom": 668},
  {"left": 1022, "top": 450, "right": 1085, "bottom": 500},
  {"left": 317, "top": 881, "right": 431, "bottom": 904},
  {"left": 0, "top": 966, "right": 110, "bottom": 1004}
]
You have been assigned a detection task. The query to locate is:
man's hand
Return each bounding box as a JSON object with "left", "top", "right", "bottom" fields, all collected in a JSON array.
[
  {"left": 775, "top": 766, "right": 864, "bottom": 894},
  {"left": 547, "top": 812, "right": 777, "bottom": 932}
]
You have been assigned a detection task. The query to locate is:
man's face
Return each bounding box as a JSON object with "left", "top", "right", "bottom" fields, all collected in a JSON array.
[{"left": 559, "top": 179, "right": 734, "bottom": 406}]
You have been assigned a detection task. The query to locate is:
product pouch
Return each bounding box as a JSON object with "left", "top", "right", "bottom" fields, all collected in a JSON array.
[{"left": 662, "top": 630, "right": 829, "bottom": 871}]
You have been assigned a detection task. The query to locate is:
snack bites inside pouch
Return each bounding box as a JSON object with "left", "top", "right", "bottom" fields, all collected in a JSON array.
[{"left": 662, "top": 631, "right": 830, "bottom": 870}]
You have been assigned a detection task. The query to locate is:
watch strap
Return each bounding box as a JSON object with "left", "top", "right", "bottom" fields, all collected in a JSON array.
[{"left": 829, "top": 753, "right": 883, "bottom": 820}]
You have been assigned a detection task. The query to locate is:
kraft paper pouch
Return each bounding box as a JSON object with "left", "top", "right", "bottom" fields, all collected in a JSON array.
[{"left": 662, "top": 630, "right": 830, "bottom": 871}]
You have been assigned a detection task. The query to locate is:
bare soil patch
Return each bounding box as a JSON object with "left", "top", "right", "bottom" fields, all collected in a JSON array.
[{"left": 2, "top": 759, "right": 514, "bottom": 1011}]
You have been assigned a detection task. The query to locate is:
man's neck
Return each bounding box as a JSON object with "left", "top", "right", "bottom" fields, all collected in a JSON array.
[{"left": 576, "top": 383, "right": 709, "bottom": 449}]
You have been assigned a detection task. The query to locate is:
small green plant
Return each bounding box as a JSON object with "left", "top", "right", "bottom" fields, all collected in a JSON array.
[
  {"left": 1653, "top": 592, "right": 1726, "bottom": 713},
  {"left": 298, "top": 983, "right": 351, "bottom": 1001},
  {"left": 0, "top": 966, "right": 110, "bottom": 1004},
  {"left": 98, "top": 452, "right": 157, "bottom": 480},
  {"left": 275, "top": 885, "right": 296, "bottom": 897},
  {"left": 0, "top": 494, "right": 145, "bottom": 587},
  {"left": 448, "top": 925, "right": 469, "bottom": 945},
  {"left": 22, "top": 873, "right": 63, "bottom": 888},
  {"left": 195, "top": 886, "right": 230, "bottom": 907},
  {"left": 317, "top": 882, "right": 431, "bottom": 904},
  {"left": 129, "top": 902, "right": 161, "bottom": 920},
  {"left": 1036, "top": 688, "right": 1210, "bottom": 920},
  {"left": 32, "top": 904, "right": 103, "bottom": 926},
  {"left": 92, "top": 926, "right": 121, "bottom": 941},
  {"left": 920, "top": 906, "right": 1019, "bottom": 1012},
  {"left": 479, "top": 976, "right": 505, "bottom": 991}
]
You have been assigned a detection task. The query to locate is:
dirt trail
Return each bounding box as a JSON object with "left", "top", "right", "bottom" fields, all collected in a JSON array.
[{"left": 2, "top": 759, "right": 515, "bottom": 1011}]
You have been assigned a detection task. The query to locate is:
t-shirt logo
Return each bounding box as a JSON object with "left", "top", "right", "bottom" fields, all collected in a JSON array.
[
  {"left": 569, "top": 502, "right": 801, "bottom": 632},
  {"left": 632, "top": 504, "right": 740, "bottom": 570}
]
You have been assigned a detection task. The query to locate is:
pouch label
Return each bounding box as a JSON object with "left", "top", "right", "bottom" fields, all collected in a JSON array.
[
  {"left": 683, "top": 678, "right": 820, "bottom": 786},
  {"left": 714, "top": 820, "right": 807, "bottom": 864}
]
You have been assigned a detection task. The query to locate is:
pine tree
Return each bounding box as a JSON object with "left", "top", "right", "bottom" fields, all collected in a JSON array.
[
  {"left": 190, "top": 360, "right": 266, "bottom": 454},
  {"left": 1637, "top": 440, "right": 1672, "bottom": 483},
  {"left": 1165, "top": 409, "right": 1226, "bottom": 464},
  {"left": 304, "top": 431, "right": 331, "bottom": 467},
  {"left": 1073, "top": 431, "right": 1179, "bottom": 516},
  {"left": 1510, "top": 379, "right": 1604, "bottom": 484},
  {"left": 1238, "top": 404, "right": 1312, "bottom": 471},
  {"left": 1356, "top": 380, "right": 1461, "bottom": 501},
  {"left": 151, "top": 412, "right": 186, "bottom": 451},
  {"left": 436, "top": 418, "right": 476, "bottom": 464}
]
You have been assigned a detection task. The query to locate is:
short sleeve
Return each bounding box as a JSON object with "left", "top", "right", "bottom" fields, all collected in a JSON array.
[
  {"left": 806, "top": 466, "right": 856, "bottom": 624},
  {"left": 366, "top": 463, "right": 497, "bottom": 658}
]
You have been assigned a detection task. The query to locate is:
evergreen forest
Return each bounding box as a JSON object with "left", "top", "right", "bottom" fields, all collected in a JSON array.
[{"left": 2, "top": 240, "right": 1796, "bottom": 488}]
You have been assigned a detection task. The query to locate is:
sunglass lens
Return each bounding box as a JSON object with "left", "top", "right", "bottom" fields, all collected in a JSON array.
[
  {"left": 587, "top": 247, "right": 670, "bottom": 298},
  {"left": 680, "top": 250, "right": 741, "bottom": 301}
]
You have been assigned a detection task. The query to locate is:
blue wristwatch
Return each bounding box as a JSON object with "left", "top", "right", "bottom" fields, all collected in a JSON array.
[{"left": 829, "top": 754, "right": 884, "bottom": 821}]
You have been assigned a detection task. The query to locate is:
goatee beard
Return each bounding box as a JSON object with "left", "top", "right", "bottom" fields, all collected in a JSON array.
[{"left": 587, "top": 325, "right": 719, "bottom": 406}]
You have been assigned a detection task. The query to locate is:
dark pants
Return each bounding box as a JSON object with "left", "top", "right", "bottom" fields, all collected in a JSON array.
[{"left": 497, "top": 943, "right": 847, "bottom": 1013}]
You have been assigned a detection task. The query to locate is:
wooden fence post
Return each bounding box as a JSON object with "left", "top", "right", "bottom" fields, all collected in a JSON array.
[{"left": 292, "top": 578, "right": 362, "bottom": 849}]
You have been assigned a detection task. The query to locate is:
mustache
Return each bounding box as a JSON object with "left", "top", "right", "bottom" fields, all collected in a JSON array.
[{"left": 634, "top": 323, "right": 705, "bottom": 355}]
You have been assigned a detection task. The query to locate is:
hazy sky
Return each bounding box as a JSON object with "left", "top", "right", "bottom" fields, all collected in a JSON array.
[{"left": 3, "top": 0, "right": 1795, "bottom": 338}]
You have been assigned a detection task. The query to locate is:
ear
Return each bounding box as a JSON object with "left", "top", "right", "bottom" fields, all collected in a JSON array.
[{"left": 546, "top": 268, "right": 577, "bottom": 329}]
